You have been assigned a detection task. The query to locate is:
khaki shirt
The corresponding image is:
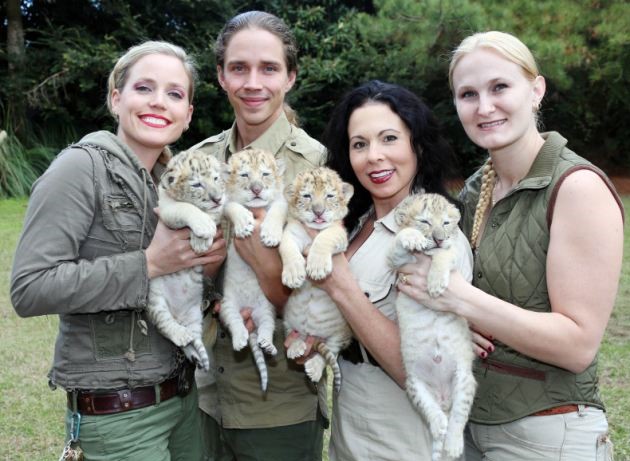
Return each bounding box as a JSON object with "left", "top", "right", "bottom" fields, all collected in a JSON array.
[
  {"left": 330, "top": 207, "right": 473, "bottom": 460},
  {"left": 192, "top": 113, "right": 327, "bottom": 428}
]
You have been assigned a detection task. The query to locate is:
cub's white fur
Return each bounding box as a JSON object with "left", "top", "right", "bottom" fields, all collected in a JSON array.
[
  {"left": 146, "top": 149, "right": 226, "bottom": 371},
  {"left": 388, "top": 193, "right": 476, "bottom": 461},
  {"left": 220, "top": 148, "right": 287, "bottom": 392},
  {"left": 280, "top": 167, "right": 354, "bottom": 392}
]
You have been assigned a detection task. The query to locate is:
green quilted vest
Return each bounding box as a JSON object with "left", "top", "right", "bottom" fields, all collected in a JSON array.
[{"left": 460, "top": 132, "right": 622, "bottom": 424}]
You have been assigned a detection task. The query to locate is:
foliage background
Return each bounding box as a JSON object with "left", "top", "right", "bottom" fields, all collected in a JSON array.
[{"left": 1, "top": 0, "right": 629, "bottom": 197}]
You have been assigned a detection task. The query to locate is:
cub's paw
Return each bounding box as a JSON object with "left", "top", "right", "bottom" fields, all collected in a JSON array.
[
  {"left": 287, "top": 338, "right": 307, "bottom": 359},
  {"left": 427, "top": 412, "right": 448, "bottom": 446},
  {"left": 231, "top": 325, "right": 249, "bottom": 351},
  {"left": 232, "top": 210, "right": 255, "bottom": 238},
  {"left": 189, "top": 214, "right": 215, "bottom": 239},
  {"left": 183, "top": 339, "right": 210, "bottom": 371},
  {"left": 443, "top": 430, "right": 464, "bottom": 460},
  {"left": 282, "top": 259, "right": 306, "bottom": 289},
  {"left": 396, "top": 228, "right": 431, "bottom": 253},
  {"left": 190, "top": 234, "right": 212, "bottom": 254},
  {"left": 305, "top": 355, "right": 326, "bottom": 383},
  {"left": 260, "top": 220, "right": 283, "bottom": 247},
  {"left": 306, "top": 251, "right": 332, "bottom": 280},
  {"left": 167, "top": 326, "right": 194, "bottom": 348},
  {"left": 258, "top": 336, "right": 277, "bottom": 356},
  {"left": 427, "top": 268, "right": 450, "bottom": 298}
]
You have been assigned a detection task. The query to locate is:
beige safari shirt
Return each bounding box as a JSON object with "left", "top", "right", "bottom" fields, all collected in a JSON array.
[
  {"left": 192, "top": 112, "right": 327, "bottom": 428},
  {"left": 329, "top": 207, "right": 473, "bottom": 460}
]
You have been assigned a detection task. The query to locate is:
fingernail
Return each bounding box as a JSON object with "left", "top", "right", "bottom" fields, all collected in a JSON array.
[
  {"left": 481, "top": 351, "right": 487, "bottom": 358},
  {"left": 487, "top": 345, "right": 494, "bottom": 353}
]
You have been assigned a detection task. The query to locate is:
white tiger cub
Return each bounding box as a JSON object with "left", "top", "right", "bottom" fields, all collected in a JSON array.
[
  {"left": 146, "top": 149, "right": 226, "bottom": 371},
  {"left": 220, "top": 148, "right": 287, "bottom": 392},
  {"left": 280, "top": 167, "right": 354, "bottom": 392},
  {"left": 388, "top": 193, "right": 476, "bottom": 461}
]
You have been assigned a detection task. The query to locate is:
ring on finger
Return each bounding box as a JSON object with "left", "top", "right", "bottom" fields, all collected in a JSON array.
[{"left": 400, "top": 274, "right": 409, "bottom": 285}]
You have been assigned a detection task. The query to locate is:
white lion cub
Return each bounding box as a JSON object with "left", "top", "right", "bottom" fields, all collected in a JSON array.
[
  {"left": 220, "top": 148, "right": 287, "bottom": 392},
  {"left": 388, "top": 193, "right": 476, "bottom": 461},
  {"left": 280, "top": 167, "right": 354, "bottom": 392},
  {"left": 146, "top": 149, "right": 226, "bottom": 371}
]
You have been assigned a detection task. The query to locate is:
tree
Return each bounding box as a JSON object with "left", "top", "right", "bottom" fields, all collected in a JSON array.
[{"left": 5, "top": 0, "right": 26, "bottom": 135}]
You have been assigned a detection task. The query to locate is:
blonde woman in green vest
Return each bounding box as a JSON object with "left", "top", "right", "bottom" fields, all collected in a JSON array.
[
  {"left": 396, "top": 31, "right": 623, "bottom": 460},
  {"left": 189, "top": 10, "right": 327, "bottom": 461}
]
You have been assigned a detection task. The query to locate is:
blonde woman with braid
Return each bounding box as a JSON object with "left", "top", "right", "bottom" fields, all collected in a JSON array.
[{"left": 396, "top": 31, "right": 623, "bottom": 460}]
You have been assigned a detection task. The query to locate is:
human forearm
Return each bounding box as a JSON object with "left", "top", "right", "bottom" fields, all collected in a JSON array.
[
  {"left": 12, "top": 250, "right": 149, "bottom": 317},
  {"left": 326, "top": 268, "right": 406, "bottom": 387},
  {"left": 446, "top": 277, "right": 601, "bottom": 373}
]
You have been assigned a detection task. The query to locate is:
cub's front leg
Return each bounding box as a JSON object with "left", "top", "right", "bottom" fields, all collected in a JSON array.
[
  {"left": 161, "top": 202, "right": 217, "bottom": 253},
  {"left": 425, "top": 246, "right": 456, "bottom": 298},
  {"left": 306, "top": 223, "right": 348, "bottom": 280},
  {"left": 260, "top": 199, "right": 288, "bottom": 247},
  {"left": 279, "top": 224, "right": 307, "bottom": 289},
  {"left": 388, "top": 227, "right": 432, "bottom": 270},
  {"left": 225, "top": 201, "right": 254, "bottom": 238}
]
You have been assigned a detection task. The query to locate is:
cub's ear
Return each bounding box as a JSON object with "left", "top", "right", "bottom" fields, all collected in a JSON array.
[
  {"left": 394, "top": 195, "right": 413, "bottom": 226},
  {"left": 275, "top": 158, "right": 286, "bottom": 177},
  {"left": 342, "top": 182, "right": 354, "bottom": 202},
  {"left": 284, "top": 180, "right": 296, "bottom": 202},
  {"left": 221, "top": 162, "right": 232, "bottom": 181}
]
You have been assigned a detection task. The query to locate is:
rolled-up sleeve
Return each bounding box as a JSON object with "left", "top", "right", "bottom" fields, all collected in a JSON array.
[{"left": 10, "top": 149, "right": 149, "bottom": 317}]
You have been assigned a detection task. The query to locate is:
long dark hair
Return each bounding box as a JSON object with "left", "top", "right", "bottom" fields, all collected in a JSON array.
[{"left": 323, "top": 80, "right": 458, "bottom": 232}]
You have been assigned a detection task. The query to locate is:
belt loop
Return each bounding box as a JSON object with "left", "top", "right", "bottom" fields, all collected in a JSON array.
[
  {"left": 577, "top": 404, "right": 586, "bottom": 417},
  {"left": 154, "top": 383, "right": 161, "bottom": 405},
  {"left": 70, "top": 390, "right": 79, "bottom": 414}
]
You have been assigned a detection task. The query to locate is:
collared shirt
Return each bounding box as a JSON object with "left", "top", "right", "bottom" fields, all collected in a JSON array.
[
  {"left": 329, "top": 206, "right": 473, "bottom": 460},
  {"left": 192, "top": 112, "right": 327, "bottom": 428}
]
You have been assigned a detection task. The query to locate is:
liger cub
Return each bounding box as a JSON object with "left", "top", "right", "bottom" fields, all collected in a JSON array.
[
  {"left": 280, "top": 167, "right": 354, "bottom": 392},
  {"left": 220, "top": 148, "right": 288, "bottom": 392},
  {"left": 387, "top": 193, "right": 476, "bottom": 461},
  {"left": 146, "top": 149, "right": 226, "bottom": 371}
]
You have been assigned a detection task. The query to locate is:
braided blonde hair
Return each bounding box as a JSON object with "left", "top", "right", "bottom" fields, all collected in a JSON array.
[{"left": 470, "top": 159, "right": 496, "bottom": 249}]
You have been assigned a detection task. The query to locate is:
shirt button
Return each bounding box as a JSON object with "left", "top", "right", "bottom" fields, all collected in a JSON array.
[
  {"left": 218, "top": 366, "right": 225, "bottom": 373},
  {"left": 477, "top": 271, "right": 483, "bottom": 279},
  {"left": 290, "top": 141, "right": 297, "bottom": 146},
  {"left": 491, "top": 221, "right": 498, "bottom": 228},
  {"left": 220, "top": 332, "right": 226, "bottom": 339}
]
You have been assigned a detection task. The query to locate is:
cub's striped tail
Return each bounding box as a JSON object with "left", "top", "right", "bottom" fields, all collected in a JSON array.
[
  {"left": 316, "top": 342, "right": 342, "bottom": 393},
  {"left": 249, "top": 332, "right": 268, "bottom": 392}
]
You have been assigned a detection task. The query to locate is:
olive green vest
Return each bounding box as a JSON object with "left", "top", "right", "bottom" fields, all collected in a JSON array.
[{"left": 460, "top": 132, "right": 623, "bottom": 424}]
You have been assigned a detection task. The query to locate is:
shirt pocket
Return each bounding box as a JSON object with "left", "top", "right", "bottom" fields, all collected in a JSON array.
[
  {"left": 360, "top": 280, "right": 396, "bottom": 321},
  {"left": 90, "top": 311, "right": 152, "bottom": 361},
  {"left": 102, "top": 194, "right": 142, "bottom": 233}
]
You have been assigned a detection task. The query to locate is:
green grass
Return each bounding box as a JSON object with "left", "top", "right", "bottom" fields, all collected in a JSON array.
[{"left": 1, "top": 196, "right": 629, "bottom": 460}]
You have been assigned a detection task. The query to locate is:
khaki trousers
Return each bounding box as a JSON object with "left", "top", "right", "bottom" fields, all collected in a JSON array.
[{"left": 465, "top": 405, "right": 613, "bottom": 460}]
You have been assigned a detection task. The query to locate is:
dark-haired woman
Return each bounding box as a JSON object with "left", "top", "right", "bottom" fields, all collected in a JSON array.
[{"left": 316, "top": 80, "right": 473, "bottom": 460}]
